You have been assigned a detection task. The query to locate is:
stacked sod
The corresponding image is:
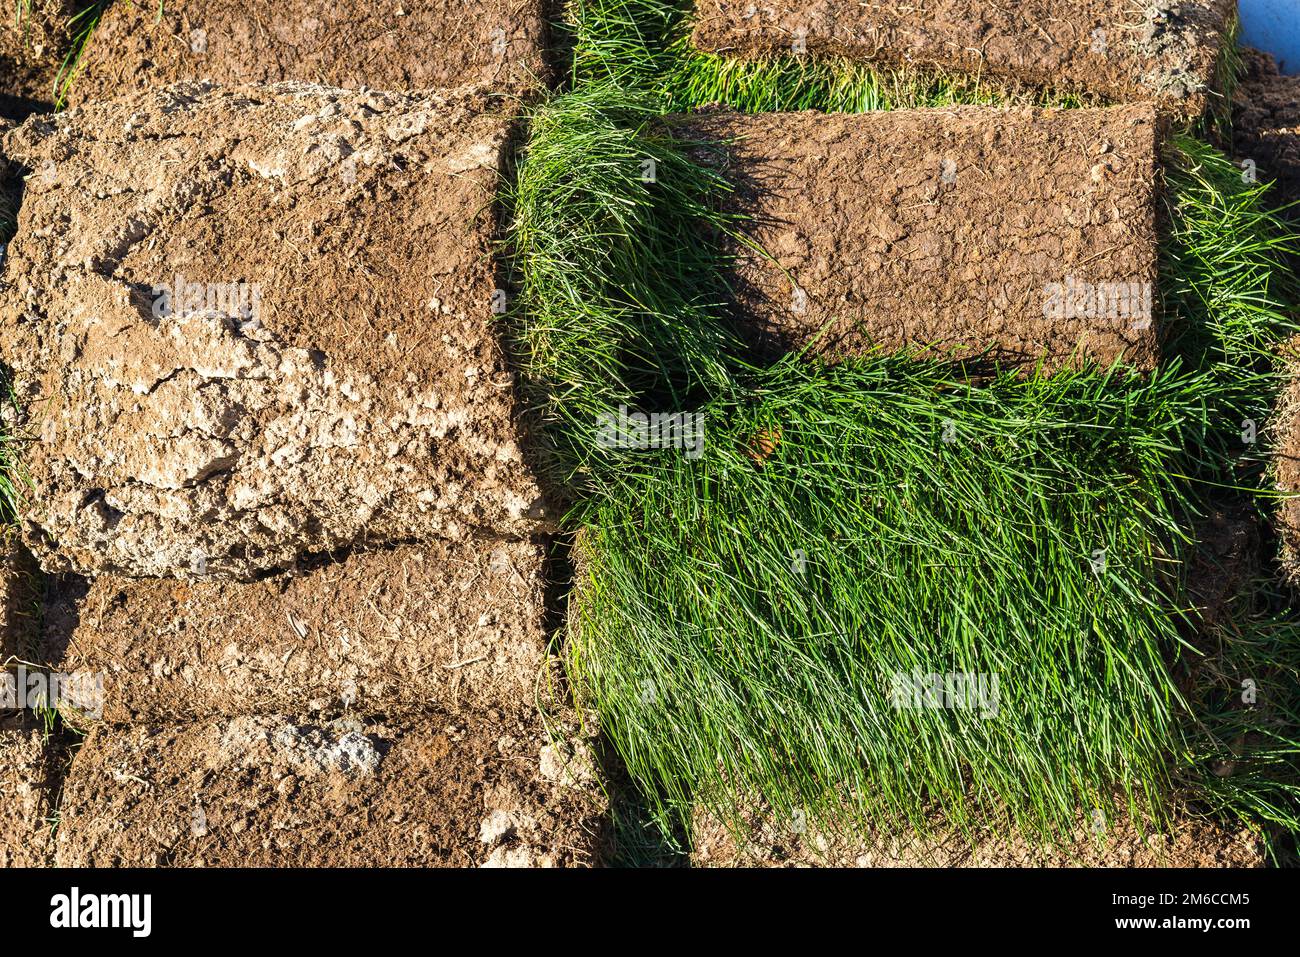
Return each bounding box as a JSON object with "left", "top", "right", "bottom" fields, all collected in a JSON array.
[
  {"left": 507, "top": 0, "right": 1300, "bottom": 853},
  {"left": 0, "top": 81, "right": 605, "bottom": 866}
]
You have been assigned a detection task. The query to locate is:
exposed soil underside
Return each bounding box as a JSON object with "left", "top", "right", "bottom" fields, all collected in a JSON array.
[
  {"left": 69, "top": 0, "right": 554, "bottom": 106},
  {"left": 1272, "top": 348, "right": 1300, "bottom": 586},
  {"left": 41, "top": 540, "right": 555, "bottom": 724},
  {"left": 55, "top": 713, "right": 606, "bottom": 866},
  {"left": 691, "top": 0, "right": 1236, "bottom": 120},
  {"left": 681, "top": 104, "right": 1163, "bottom": 370},
  {"left": 0, "top": 82, "right": 552, "bottom": 581}
]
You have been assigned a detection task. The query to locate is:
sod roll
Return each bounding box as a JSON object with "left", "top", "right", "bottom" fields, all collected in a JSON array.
[
  {"left": 1234, "top": 50, "right": 1300, "bottom": 216},
  {"left": 67, "top": 0, "right": 555, "bottom": 107},
  {"left": 691, "top": 803, "right": 1267, "bottom": 868},
  {"left": 39, "top": 540, "right": 555, "bottom": 724},
  {"left": 1272, "top": 350, "right": 1300, "bottom": 585},
  {"left": 54, "top": 713, "right": 605, "bottom": 867},
  {"left": 680, "top": 103, "right": 1164, "bottom": 370},
  {"left": 0, "top": 82, "right": 550, "bottom": 580},
  {"left": 691, "top": 0, "right": 1236, "bottom": 120}
]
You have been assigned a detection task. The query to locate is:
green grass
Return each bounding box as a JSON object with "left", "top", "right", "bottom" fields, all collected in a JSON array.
[
  {"left": 569, "top": 357, "right": 1208, "bottom": 838},
  {"left": 0, "top": 368, "right": 24, "bottom": 526},
  {"left": 503, "top": 84, "right": 748, "bottom": 491},
  {"left": 1159, "top": 135, "right": 1300, "bottom": 475},
  {"left": 52, "top": 1, "right": 108, "bottom": 108},
  {"left": 560, "top": 137, "right": 1300, "bottom": 837},
  {"left": 1178, "top": 571, "right": 1300, "bottom": 840}
]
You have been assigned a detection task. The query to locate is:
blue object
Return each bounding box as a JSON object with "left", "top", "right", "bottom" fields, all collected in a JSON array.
[{"left": 1239, "top": 0, "right": 1300, "bottom": 75}]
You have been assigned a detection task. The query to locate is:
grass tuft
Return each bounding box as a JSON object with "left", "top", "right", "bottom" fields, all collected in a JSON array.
[{"left": 502, "top": 83, "right": 746, "bottom": 490}]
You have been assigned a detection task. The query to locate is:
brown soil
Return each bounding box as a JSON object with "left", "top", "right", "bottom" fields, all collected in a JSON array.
[
  {"left": 1233, "top": 48, "right": 1300, "bottom": 216},
  {"left": 0, "top": 1, "right": 75, "bottom": 122},
  {"left": 0, "top": 59, "right": 56, "bottom": 123},
  {"left": 0, "top": 716, "right": 56, "bottom": 867},
  {"left": 691, "top": 0, "right": 1235, "bottom": 120},
  {"left": 1272, "top": 346, "right": 1300, "bottom": 585},
  {"left": 41, "top": 539, "right": 554, "bottom": 724},
  {"left": 692, "top": 804, "right": 1266, "bottom": 868},
  {"left": 55, "top": 712, "right": 606, "bottom": 866},
  {"left": 680, "top": 104, "right": 1163, "bottom": 370},
  {"left": 1187, "top": 508, "right": 1261, "bottom": 633},
  {"left": 1, "top": 528, "right": 39, "bottom": 665},
  {"left": 0, "top": 82, "right": 551, "bottom": 580},
  {"left": 69, "top": 0, "right": 554, "bottom": 107}
]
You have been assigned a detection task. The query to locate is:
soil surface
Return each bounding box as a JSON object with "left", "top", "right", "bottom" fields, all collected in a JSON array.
[
  {"left": 1, "top": 529, "right": 39, "bottom": 664},
  {"left": 693, "top": 805, "right": 1266, "bottom": 867},
  {"left": 1233, "top": 48, "right": 1300, "bottom": 216},
  {"left": 41, "top": 539, "right": 555, "bottom": 724},
  {"left": 1272, "top": 346, "right": 1300, "bottom": 584},
  {"left": 0, "top": 717, "right": 56, "bottom": 867},
  {"left": 69, "top": 0, "right": 554, "bottom": 107},
  {"left": 0, "top": 1, "right": 76, "bottom": 122},
  {"left": 691, "top": 0, "right": 1235, "bottom": 120},
  {"left": 681, "top": 104, "right": 1163, "bottom": 370},
  {"left": 0, "top": 82, "right": 551, "bottom": 580},
  {"left": 55, "top": 712, "right": 605, "bottom": 866},
  {"left": 1187, "top": 508, "right": 1261, "bottom": 634}
]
